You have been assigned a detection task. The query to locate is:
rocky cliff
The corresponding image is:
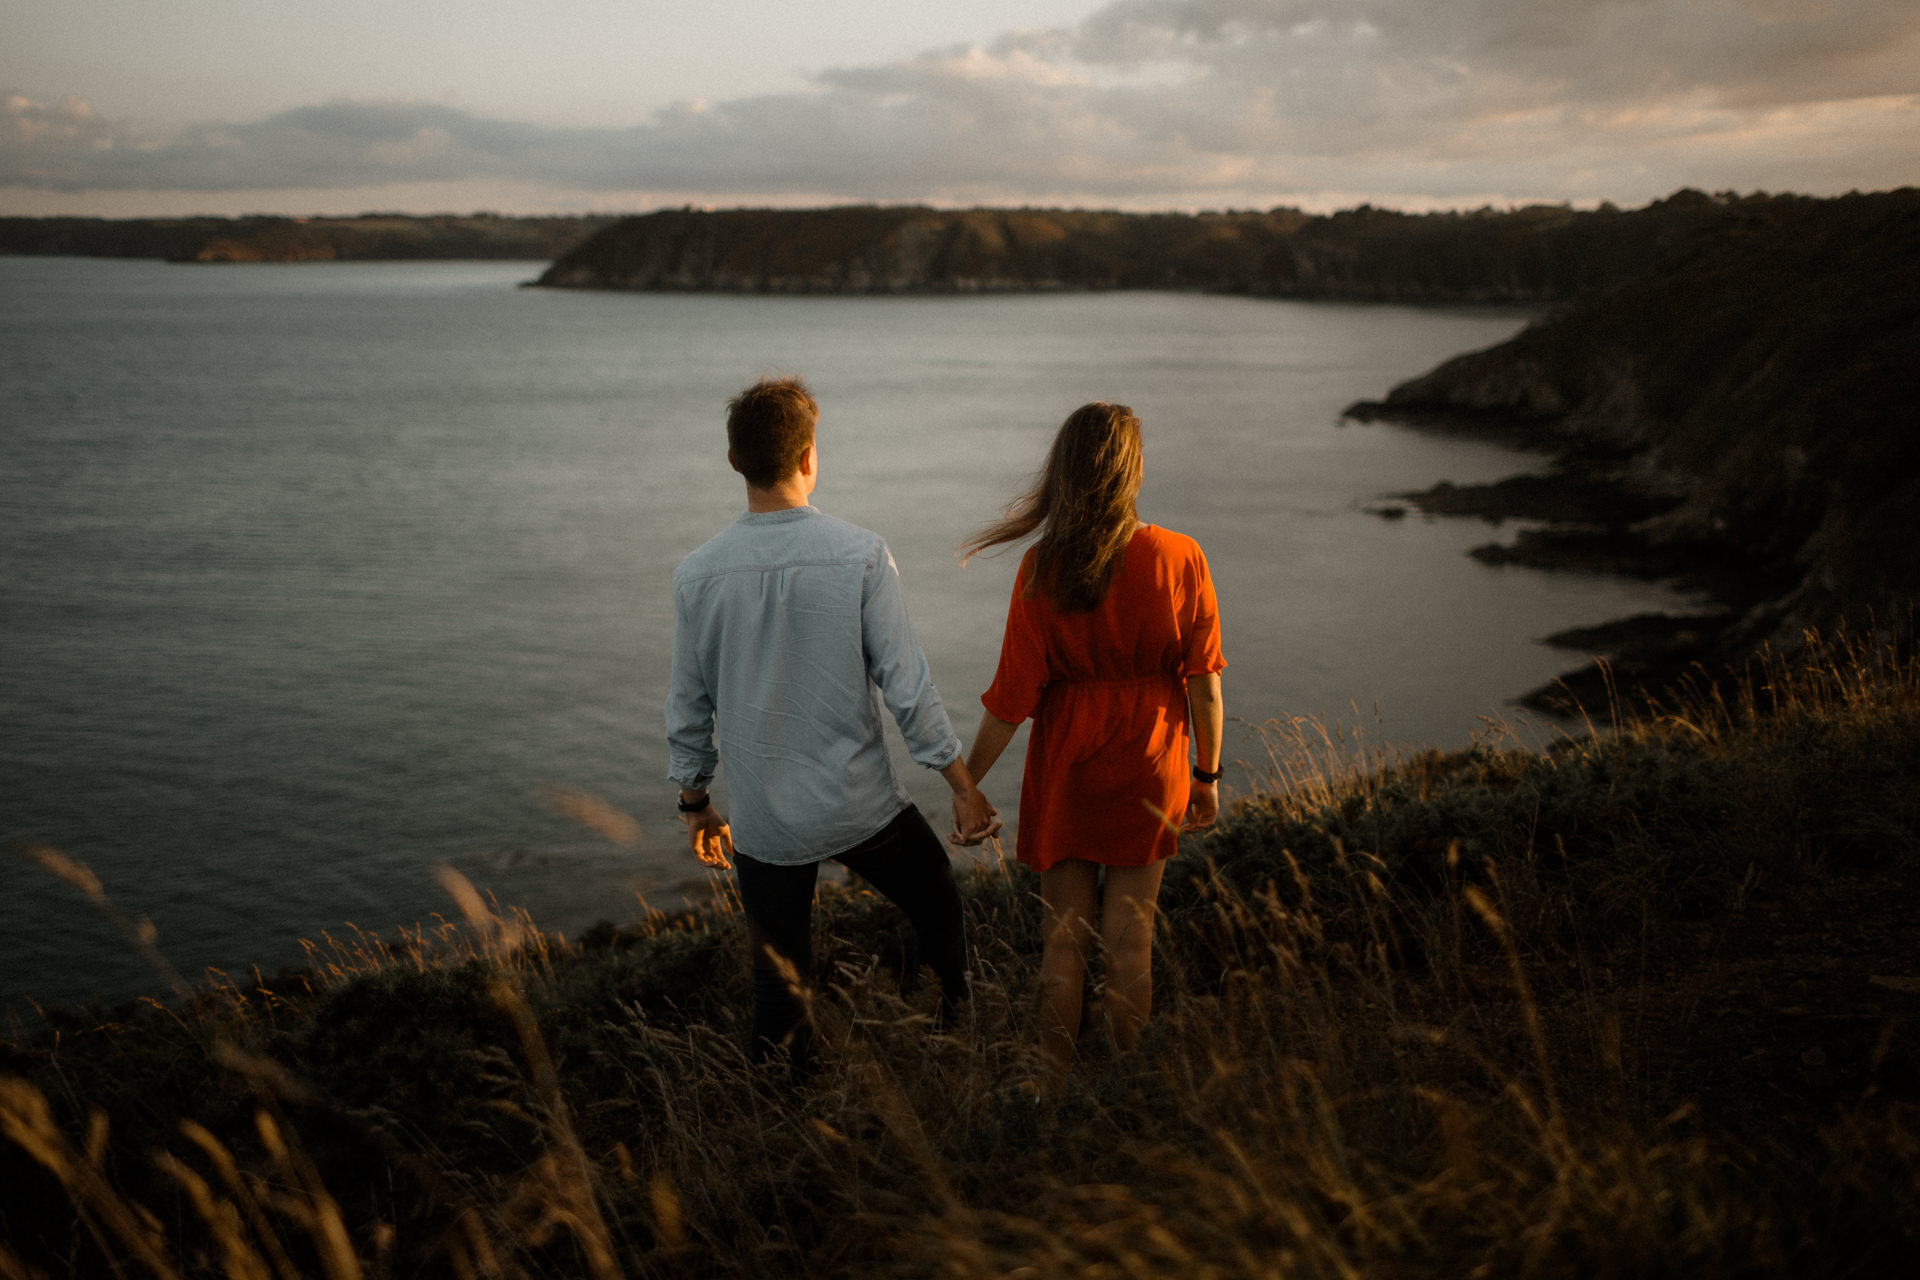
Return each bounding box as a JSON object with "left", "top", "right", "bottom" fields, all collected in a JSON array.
[{"left": 1346, "top": 188, "right": 1920, "bottom": 703}]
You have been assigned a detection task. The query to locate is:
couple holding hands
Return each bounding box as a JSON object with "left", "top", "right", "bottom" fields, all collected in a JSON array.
[{"left": 666, "top": 376, "right": 1225, "bottom": 1085}]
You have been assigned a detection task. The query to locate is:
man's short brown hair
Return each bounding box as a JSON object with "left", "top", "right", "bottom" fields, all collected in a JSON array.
[{"left": 727, "top": 376, "right": 818, "bottom": 490}]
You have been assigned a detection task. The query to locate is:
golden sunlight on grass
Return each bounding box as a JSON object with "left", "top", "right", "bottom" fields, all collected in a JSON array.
[{"left": 3, "top": 631, "right": 1917, "bottom": 1277}]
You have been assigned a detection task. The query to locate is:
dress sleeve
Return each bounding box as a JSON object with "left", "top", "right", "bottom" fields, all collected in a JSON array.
[
  {"left": 1180, "top": 543, "right": 1226, "bottom": 678},
  {"left": 981, "top": 559, "right": 1050, "bottom": 724}
]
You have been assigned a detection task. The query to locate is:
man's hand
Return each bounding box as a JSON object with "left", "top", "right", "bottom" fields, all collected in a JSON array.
[
  {"left": 682, "top": 798, "right": 734, "bottom": 868},
  {"left": 937, "top": 756, "right": 1001, "bottom": 847},
  {"left": 949, "top": 785, "right": 1002, "bottom": 847},
  {"left": 1180, "top": 781, "right": 1219, "bottom": 834}
]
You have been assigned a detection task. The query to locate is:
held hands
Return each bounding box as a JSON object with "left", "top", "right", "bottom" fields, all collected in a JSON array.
[
  {"left": 682, "top": 802, "right": 734, "bottom": 869},
  {"left": 949, "top": 785, "right": 1002, "bottom": 847},
  {"left": 1180, "top": 781, "right": 1219, "bottom": 833}
]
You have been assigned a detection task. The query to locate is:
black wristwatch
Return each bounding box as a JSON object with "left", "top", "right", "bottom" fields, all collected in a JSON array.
[
  {"left": 677, "top": 793, "right": 711, "bottom": 814},
  {"left": 1192, "top": 765, "right": 1224, "bottom": 784}
]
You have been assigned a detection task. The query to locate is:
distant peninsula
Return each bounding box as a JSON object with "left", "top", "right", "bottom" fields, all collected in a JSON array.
[
  {"left": 533, "top": 192, "right": 1808, "bottom": 304},
  {"left": 0, "top": 213, "right": 616, "bottom": 263},
  {"left": 1344, "top": 187, "right": 1920, "bottom": 709}
]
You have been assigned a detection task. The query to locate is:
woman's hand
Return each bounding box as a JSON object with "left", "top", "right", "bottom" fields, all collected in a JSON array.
[
  {"left": 940, "top": 755, "right": 1003, "bottom": 846},
  {"left": 1180, "top": 780, "right": 1218, "bottom": 833},
  {"left": 950, "top": 785, "right": 1003, "bottom": 847}
]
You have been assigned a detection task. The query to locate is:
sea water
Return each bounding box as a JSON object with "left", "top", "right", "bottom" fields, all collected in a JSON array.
[{"left": 0, "top": 258, "right": 1693, "bottom": 1015}]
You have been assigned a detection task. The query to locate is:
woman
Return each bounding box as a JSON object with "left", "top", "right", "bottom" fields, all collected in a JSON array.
[{"left": 960, "top": 401, "right": 1225, "bottom": 1083}]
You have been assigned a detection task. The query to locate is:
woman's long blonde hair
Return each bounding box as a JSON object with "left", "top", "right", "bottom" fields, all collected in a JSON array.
[{"left": 960, "top": 401, "right": 1144, "bottom": 613}]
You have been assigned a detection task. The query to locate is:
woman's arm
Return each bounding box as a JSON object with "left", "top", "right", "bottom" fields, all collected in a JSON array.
[
  {"left": 1183, "top": 672, "right": 1224, "bottom": 832},
  {"left": 964, "top": 710, "right": 1020, "bottom": 789},
  {"left": 950, "top": 711, "right": 1019, "bottom": 845}
]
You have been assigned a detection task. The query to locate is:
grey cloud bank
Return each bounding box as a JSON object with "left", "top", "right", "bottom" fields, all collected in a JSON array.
[{"left": 5, "top": 0, "right": 1917, "bottom": 213}]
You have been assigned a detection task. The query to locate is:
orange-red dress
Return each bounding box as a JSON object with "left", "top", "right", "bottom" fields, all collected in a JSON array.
[{"left": 981, "top": 525, "right": 1225, "bottom": 872}]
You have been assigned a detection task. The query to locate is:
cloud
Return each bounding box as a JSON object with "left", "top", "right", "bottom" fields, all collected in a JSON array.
[{"left": 5, "top": 0, "right": 1918, "bottom": 209}]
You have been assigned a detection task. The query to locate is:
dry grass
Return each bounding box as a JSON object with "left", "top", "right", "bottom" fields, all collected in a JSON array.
[{"left": 3, "top": 631, "right": 1918, "bottom": 1278}]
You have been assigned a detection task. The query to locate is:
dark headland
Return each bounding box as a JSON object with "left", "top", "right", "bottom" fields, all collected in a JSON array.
[
  {"left": 532, "top": 194, "right": 1793, "bottom": 302},
  {"left": 1346, "top": 188, "right": 1920, "bottom": 712}
]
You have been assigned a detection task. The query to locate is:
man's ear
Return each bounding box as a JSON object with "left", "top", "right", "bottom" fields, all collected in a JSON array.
[
  {"left": 798, "top": 442, "right": 817, "bottom": 477},
  {"left": 727, "top": 448, "right": 742, "bottom": 476}
]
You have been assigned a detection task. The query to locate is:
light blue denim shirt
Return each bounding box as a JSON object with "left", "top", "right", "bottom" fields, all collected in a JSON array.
[{"left": 666, "top": 506, "right": 961, "bottom": 864}]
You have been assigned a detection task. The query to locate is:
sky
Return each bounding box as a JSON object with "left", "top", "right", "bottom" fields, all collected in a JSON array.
[{"left": 4, "top": 0, "right": 1918, "bottom": 218}]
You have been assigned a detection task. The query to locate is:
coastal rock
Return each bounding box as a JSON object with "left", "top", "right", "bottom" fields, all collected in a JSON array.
[{"left": 1346, "top": 188, "right": 1920, "bottom": 707}]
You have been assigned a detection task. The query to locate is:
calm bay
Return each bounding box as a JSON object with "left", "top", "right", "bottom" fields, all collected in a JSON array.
[{"left": 0, "top": 258, "right": 1693, "bottom": 1016}]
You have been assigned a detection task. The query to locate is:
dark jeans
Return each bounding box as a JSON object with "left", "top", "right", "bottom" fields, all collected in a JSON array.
[{"left": 734, "top": 804, "right": 968, "bottom": 1070}]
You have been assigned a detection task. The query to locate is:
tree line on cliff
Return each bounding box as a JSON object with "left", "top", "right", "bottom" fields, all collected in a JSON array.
[
  {"left": 0, "top": 213, "right": 615, "bottom": 262},
  {"left": 4, "top": 191, "right": 1879, "bottom": 312},
  {"left": 533, "top": 190, "right": 1810, "bottom": 303}
]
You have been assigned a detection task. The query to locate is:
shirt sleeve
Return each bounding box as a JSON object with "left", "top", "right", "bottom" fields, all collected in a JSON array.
[
  {"left": 861, "top": 539, "right": 962, "bottom": 770},
  {"left": 1180, "top": 543, "right": 1226, "bottom": 678},
  {"left": 981, "top": 558, "right": 1050, "bottom": 724},
  {"left": 664, "top": 582, "right": 720, "bottom": 788}
]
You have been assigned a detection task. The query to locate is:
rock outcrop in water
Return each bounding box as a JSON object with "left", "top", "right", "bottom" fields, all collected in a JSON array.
[
  {"left": 532, "top": 195, "right": 1794, "bottom": 304},
  {"left": 1345, "top": 188, "right": 1920, "bottom": 707}
]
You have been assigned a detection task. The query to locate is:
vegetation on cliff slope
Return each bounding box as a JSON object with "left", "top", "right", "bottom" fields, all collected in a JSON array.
[
  {"left": 1347, "top": 188, "right": 1920, "bottom": 702},
  {"left": 532, "top": 192, "right": 1787, "bottom": 302},
  {"left": 4, "top": 636, "right": 1917, "bottom": 1278}
]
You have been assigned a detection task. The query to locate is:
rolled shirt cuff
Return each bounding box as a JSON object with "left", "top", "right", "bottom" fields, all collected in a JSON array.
[{"left": 918, "top": 736, "right": 962, "bottom": 772}]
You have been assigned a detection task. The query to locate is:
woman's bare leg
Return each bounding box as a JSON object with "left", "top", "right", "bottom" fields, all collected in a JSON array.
[
  {"left": 1037, "top": 859, "right": 1099, "bottom": 1085},
  {"left": 1099, "top": 860, "right": 1167, "bottom": 1053}
]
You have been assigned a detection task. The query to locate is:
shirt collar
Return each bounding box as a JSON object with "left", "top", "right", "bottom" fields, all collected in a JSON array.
[{"left": 737, "top": 505, "right": 819, "bottom": 526}]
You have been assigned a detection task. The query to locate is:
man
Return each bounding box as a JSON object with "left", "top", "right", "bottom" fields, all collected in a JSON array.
[{"left": 666, "top": 375, "right": 999, "bottom": 1071}]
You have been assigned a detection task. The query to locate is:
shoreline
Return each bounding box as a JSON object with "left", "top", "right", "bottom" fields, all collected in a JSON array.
[
  {"left": 1345, "top": 403, "right": 1796, "bottom": 716},
  {"left": 1341, "top": 187, "right": 1920, "bottom": 716}
]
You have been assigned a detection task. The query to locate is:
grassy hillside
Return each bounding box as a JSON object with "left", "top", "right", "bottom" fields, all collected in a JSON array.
[{"left": 4, "top": 635, "right": 1917, "bottom": 1277}]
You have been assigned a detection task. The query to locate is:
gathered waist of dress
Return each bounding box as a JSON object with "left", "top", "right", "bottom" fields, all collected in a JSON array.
[{"left": 1046, "top": 672, "right": 1181, "bottom": 690}]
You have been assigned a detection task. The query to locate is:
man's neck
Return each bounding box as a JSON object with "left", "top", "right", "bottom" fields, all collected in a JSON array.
[{"left": 744, "top": 483, "right": 811, "bottom": 513}]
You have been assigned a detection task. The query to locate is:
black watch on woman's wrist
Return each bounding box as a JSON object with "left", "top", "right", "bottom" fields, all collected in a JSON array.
[{"left": 1192, "top": 764, "right": 1224, "bottom": 784}]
